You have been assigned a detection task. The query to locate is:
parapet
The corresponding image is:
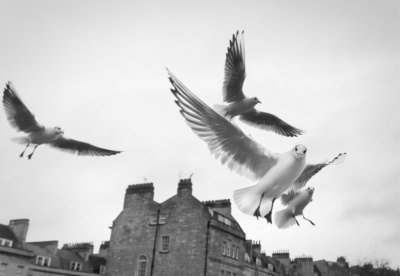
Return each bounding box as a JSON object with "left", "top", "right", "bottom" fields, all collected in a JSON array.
[
  {"left": 203, "top": 199, "right": 231, "bottom": 209},
  {"left": 62, "top": 242, "right": 94, "bottom": 250}
]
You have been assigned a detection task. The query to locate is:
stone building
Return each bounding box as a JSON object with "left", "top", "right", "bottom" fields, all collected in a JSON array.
[
  {"left": 0, "top": 219, "right": 106, "bottom": 276},
  {"left": 105, "top": 179, "right": 282, "bottom": 276}
]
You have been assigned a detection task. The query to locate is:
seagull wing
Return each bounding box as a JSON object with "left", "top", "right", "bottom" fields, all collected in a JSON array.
[
  {"left": 280, "top": 190, "right": 299, "bottom": 206},
  {"left": 168, "top": 69, "right": 277, "bottom": 181},
  {"left": 291, "top": 152, "right": 347, "bottom": 191},
  {"left": 2, "top": 82, "right": 44, "bottom": 133},
  {"left": 222, "top": 31, "right": 246, "bottom": 103},
  {"left": 239, "top": 109, "right": 304, "bottom": 137},
  {"left": 49, "top": 136, "right": 121, "bottom": 156}
]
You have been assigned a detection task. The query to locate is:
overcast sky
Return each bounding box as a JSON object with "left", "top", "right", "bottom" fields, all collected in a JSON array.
[{"left": 0, "top": 0, "right": 398, "bottom": 269}]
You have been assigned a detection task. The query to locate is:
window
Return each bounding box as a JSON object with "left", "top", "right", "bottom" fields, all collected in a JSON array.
[
  {"left": 99, "top": 265, "right": 106, "bottom": 275},
  {"left": 138, "top": 256, "right": 147, "bottom": 276},
  {"left": 150, "top": 213, "right": 167, "bottom": 225},
  {"left": 161, "top": 236, "right": 169, "bottom": 252},
  {"left": 0, "top": 238, "right": 13, "bottom": 247},
  {"left": 159, "top": 213, "right": 167, "bottom": 224},
  {"left": 70, "top": 262, "right": 82, "bottom": 271},
  {"left": 245, "top": 253, "right": 250, "bottom": 262},
  {"left": 0, "top": 263, "right": 8, "bottom": 276},
  {"left": 227, "top": 240, "right": 231, "bottom": 257},
  {"left": 150, "top": 214, "right": 157, "bottom": 225},
  {"left": 16, "top": 266, "right": 24, "bottom": 276},
  {"left": 36, "top": 256, "right": 51, "bottom": 267},
  {"left": 256, "top": 258, "right": 261, "bottom": 266},
  {"left": 226, "top": 272, "right": 231, "bottom": 276},
  {"left": 222, "top": 241, "right": 227, "bottom": 255},
  {"left": 220, "top": 270, "right": 225, "bottom": 276},
  {"left": 217, "top": 214, "right": 231, "bottom": 226}
]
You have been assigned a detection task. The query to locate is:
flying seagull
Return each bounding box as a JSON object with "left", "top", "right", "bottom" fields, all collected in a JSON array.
[
  {"left": 274, "top": 187, "right": 315, "bottom": 229},
  {"left": 214, "top": 31, "right": 304, "bottom": 137},
  {"left": 167, "top": 69, "right": 346, "bottom": 223},
  {"left": 2, "top": 82, "right": 122, "bottom": 159}
]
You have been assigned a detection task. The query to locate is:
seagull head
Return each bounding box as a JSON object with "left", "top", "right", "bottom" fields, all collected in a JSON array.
[
  {"left": 251, "top": 97, "right": 261, "bottom": 104},
  {"left": 306, "top": 186, "right": 315, "bottom": 195},
  {"left": 54, "top": 126, "right": 64, "bottom": 135},
  {"left": 293, "top": 144, "right": 307, "bottom": 159}
]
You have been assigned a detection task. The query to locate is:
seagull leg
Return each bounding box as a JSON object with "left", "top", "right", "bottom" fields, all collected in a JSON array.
[
  {"left": 253, "top": 193, "right": 265, "bottom": 219},
  {"left": 19, "top": 144, "right": 30, "bottom": 158},
  {"left": 294, "top": 216, "right": 300, "bottom": 226},
  {"left": 302, "top": 214, "right": 315, "bottom": 226},
  {"left": 264, "top": 197, "right": 277, "bottom": 224},
  {"left": 27, "top": 145, "right": 39, "bottom": 160}
]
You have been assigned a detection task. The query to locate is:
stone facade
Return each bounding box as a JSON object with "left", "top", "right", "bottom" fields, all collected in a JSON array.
[{"left": 105, "top": 179, "right": 280, "bottom": 276}]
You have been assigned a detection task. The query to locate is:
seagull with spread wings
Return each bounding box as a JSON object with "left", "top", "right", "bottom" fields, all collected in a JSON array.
[
  {"left": 2, "top": 82, "right": 122, "bottom": 159},
  {"left": 214, "top": 31, "right": 304, "bottom": 137},
  {"left": 167, "top": 69, "right": 346, "bottom": 223},
  {"left": 274, "top": 187, "right": 316, "bottom": 229}
]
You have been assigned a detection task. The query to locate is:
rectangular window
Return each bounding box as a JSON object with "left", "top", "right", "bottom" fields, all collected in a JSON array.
[
  {"left": 226, "top": 272, "right": 231, "bottom": 276},
  {"left": 227, "top": 240, "right": 231, "bottom": 257},
  {"left": 220, "top": 270, "right": 225, "bottom": 276},
  {"left": 150, "top": 214, "right": 157, "bottom": 225},
  {"left": 159, "top": 213, "right": 167, "bottom": 224},
  {"left": 99, "top": 265, "right": 106, "bottom": 275},
  {"left": 70, "top": 262, "right": 82, "bottom": 271},
  {"left": 161, "top": 236, "right": 169, "bottom": 252},
  {"left": 256, "top": 257, "right": 261, "bottom": 266},
  {"left": 0, "top": 263, "right": 7, "bottom": 276},
  {"left": 36, "top": 256, "right": 51, "bottom": 267},
  {"left": 245, "top": 253, "right": 250, "bottom": 262},
  {"left": 222, "top": 241, "right": 227, "bottom": 255},
  {"left": 16, "top": 266, "right": 24, "bottom": 276},
  {"left": 0, "top": 238, "right": 13, "bottom": 247},
  {"left": 217, "top": 214, "right": 232, "bottom": 226}
]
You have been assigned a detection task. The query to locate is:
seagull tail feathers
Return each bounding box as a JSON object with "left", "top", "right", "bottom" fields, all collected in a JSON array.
[
  {"left": 274, "top": 209, "right": 297, "bottom": 229},
  {"left": 11, "top": 136, "right": 29, "bottom": 145},
  {"left": 233, "top": 185, "right": 265, "bottom": 216}
]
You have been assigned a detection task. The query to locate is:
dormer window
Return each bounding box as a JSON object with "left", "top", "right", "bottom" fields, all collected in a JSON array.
[
  {"left": 0, "top": 238, "right": 13, "bottom": 247},
  {"left": 70, "top": 262, "right": 82, "bottom": 271},
  {"left": 217, "top": 214, "right": 231, "bottom": 226},
  {"left": 36, "top": 256, "right": 51, "bottom": 267}
]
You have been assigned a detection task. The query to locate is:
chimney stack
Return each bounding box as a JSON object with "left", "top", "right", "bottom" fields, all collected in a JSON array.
[
  {"left": 203, "top": 199, "right": 231, "bottom": 216},
  {"left": 9, "top": 219, "right": 29, "bottom": 243},
  {"left": 177, "top": 179, "right": 192, "bottom": 197},
  {"left": 124, "top": 183, "right": 154, "bottom": 209}
]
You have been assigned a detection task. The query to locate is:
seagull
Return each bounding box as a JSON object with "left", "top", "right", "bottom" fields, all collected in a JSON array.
[
  {"left": 167, "top": 69, "right": 346, "bottom": 223},
  {"left": 2, "top": 82, "right": 122, "bottom": 159},
  {"left": 214, "top": 31, "right": 304, "bottom": 137},
  {"left": 274, "top": 187, "right": 315, "bottom": 229}
]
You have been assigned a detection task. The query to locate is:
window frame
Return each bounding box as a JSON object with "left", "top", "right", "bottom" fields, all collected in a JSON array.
[
  {"left": 70, "top": 261, "right": 82, "bottom": 271},
  {"left": 160, "top": 236, "right": 170, "bottom": 252},
  {"left": 137, "top": 255, "right": 147, "bottom": 276},
  {"left": 0, "top": 238, "right": 13, "bottom": 247},
  {"left": 99, "top": 265, "right": 106, "bottom": 275},
  {"left": 36, "top": 256, "right": 51, "bottom": 267},
  {"left": 0, "top": 263, "right": 8, "bottom": 276}
]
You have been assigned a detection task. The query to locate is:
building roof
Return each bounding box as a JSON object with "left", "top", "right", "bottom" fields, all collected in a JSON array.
[{"left": 0, "top": 223, "right": 23, "bottom": 249}]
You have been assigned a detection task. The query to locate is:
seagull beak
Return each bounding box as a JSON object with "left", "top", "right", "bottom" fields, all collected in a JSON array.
[{"left": 257, "top": 100, "right": 262, "bottom": 104}]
